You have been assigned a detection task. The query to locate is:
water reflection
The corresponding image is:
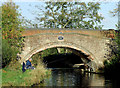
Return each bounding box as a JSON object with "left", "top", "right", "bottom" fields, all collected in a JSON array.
[
  {"left": 41, "top": 68, "right": 108, "bottom": 87},
  {"left": 34, "top": 68, "right": 120, "bottom": 87}
]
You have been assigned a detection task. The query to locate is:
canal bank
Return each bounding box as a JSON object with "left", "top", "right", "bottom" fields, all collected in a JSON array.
[
  {"left": 2, "top": 61, "right": 51, "bottom": 86},
  {"left": 2, "top": 62, "right": 120, "bottom": 87}
]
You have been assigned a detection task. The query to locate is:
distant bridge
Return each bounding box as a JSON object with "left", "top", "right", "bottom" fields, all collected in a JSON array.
[{"left": 19, "top": 28, "right": 114, "bottom": 72}]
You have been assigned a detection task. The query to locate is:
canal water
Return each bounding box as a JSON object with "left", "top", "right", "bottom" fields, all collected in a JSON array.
[{"left": 37, "top": 68, "right": 119, "bottom": 87}]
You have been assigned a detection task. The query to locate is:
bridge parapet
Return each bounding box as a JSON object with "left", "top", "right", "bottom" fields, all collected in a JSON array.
[
  {"left": 22, "top": 28, "right": 116, "bottom": 39},
  {"left": 22, "top": 29, "right": 108, "bottom": 38}
]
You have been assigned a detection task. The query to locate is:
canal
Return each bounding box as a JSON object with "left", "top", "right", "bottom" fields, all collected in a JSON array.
[
  {"left": 33, "top": 53, "right": 120, "bottom": 87},
  {"left": 35, "top": 68, "right": 119, "bottom": 87}
]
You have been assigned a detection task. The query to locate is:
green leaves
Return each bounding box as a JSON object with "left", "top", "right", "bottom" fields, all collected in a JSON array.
[
  {"left": 2, "top": 39, "right": 19, "bottom": 67},
  {"left": 1, "top": 2, "right": 25, "bottom": 67},
  {"left": 36, "top": 2, "right": 103, "bottom": 29},
  {"left": 2, "top": 2, "right": 24, "bottom": 48}
]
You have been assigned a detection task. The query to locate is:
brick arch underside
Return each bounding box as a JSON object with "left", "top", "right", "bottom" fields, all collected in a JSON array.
[{"left": 20, "top": 41, "right": 98, "bottom": 71}]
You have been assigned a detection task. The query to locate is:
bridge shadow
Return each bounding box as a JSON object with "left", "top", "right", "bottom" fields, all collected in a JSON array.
[
  {"left": 43, "top": 53, "right": 84, "bottom": 68},
  {"left": 29, "top": 47, "right": 94, "bottom": 71},
  {"left": 31, "top": 47, "right": 92, "bottom": 70}
]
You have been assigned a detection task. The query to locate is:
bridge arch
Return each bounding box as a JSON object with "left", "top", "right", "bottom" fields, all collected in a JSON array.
[
  {"left": 20, "top": 29, "right": 111, "bottom": 72},
  {"left": 20, "top": 41, "right": 98, "bottom": 71}
]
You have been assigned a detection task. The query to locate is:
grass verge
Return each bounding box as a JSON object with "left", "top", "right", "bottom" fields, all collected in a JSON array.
[{"left": 2, "top": 61, "right": 51, "bottom": 86}]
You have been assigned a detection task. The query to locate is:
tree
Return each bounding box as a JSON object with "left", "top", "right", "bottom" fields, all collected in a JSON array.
[
  {"left": 104, "top": 2, "right": 120, "bottom": 75},
  {"left": 1, "top": 2, "right": 25, "bottom": 67},
  {"left": 2, "top": 2, "right": 24, "bottom": 49},
  {"left": 111, "top": 1, "right": 120, "bottom": 55},
  {"left": 118, "top": 1, "right": 120, "bottom": 30},
  {"left": 34, "top": 2, "right": 104, "bottom": 29},
  {"left": 110, "top": 1, "right": 120, "bottom": 30},
  {"left": 2, "top": 39, "right": 18, "bottom": 67},
  {"left": 0, "top": 6, "right": 1, "bottom": 28}
]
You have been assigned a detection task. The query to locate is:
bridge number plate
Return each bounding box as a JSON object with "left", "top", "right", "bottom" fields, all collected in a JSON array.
[{"left": 58, "top": 36, "right": 64, "bottom": 40}]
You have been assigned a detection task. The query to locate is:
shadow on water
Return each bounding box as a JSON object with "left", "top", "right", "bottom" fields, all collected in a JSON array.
[
  {"left": 34, "top": 53, "right": 120, "bottom": 87},
  {"left": 34, "top": 68, "right": 120, "bottom": 87},
  {"left": 43, "top": 53, "right": 83, "bottom": 68},
  {"left": 43, "top": 69, "right": 105, "bottom": 87}
]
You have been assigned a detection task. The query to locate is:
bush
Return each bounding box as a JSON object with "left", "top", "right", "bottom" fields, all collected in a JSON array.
[
  {"left": 24, "top": 59, "right": 49, "bottom": 86},
  {"left": 2, "top": 39, "right": 19, "bottom": 68},
  {"left": 104, "top": 30, "right": 120, "bottom": 75}
]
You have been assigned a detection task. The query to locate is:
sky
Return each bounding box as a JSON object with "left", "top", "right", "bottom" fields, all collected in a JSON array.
[{"left": 1, "top": 0, "right": 119, "bottom": 30}]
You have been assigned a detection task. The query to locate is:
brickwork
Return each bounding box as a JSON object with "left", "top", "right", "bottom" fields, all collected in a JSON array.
[{"left": 20, "top": 29, "right": 111, "bottom": 72}]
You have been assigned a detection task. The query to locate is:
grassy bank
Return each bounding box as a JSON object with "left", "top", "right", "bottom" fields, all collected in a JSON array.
[
  {"left": 2, "top": 47, "right": 72, "bottom": 86},
  {"left": 2, "top": 61, "right": 51, "bottom": 86},
  {"left": 2, "top": 48, "right": 63, "bottom": 86}
]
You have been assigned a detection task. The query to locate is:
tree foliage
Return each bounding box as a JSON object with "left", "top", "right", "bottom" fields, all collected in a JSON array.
[
  {"left": 104, "top": 2, "right": 120, "bottom": 75},
  {"left": 104, "top": 31, "right": 120, "bottom": 75},
  {"left": 1, "top": 2, "right": 25, "bottom": 67},
  {"left": 110, "top": 2, "right": 120, "bottom": 29},
  {"left": 2, "top": 39, "right": 18, "bottom": 67},
  {"left": 2, "top": 2, "right": 24, "bottom": 49},
  {"left": 110, "top": 1, "right": 120, "bottom": 58},
  {"left": 35, "top": 2, "right": 104, "bottom": 29},
  {"left": 0, "top": 6, "right": 1, "bottom": 28}
]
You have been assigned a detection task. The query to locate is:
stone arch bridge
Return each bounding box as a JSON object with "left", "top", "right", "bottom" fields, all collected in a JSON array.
[{"left": 20, "top": 29, "right": 113, "bottom": 72}]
